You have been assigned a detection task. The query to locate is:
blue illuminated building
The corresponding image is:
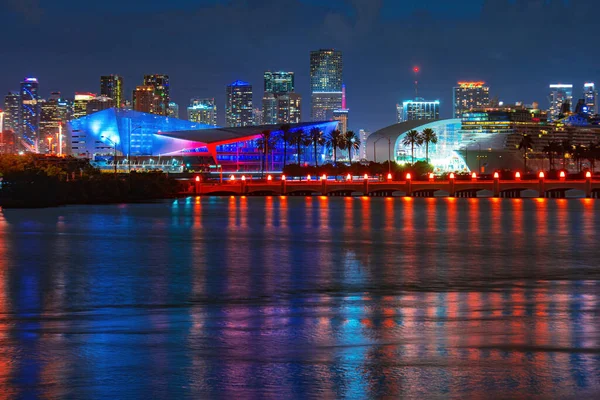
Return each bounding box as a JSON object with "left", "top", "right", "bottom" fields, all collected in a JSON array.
[{"left": 68, "top": 108, "right": 338, "bottom": 172}]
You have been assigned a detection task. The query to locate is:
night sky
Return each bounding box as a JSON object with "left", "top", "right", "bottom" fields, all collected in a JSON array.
[{"left": 1, "top": 0, "right": 598, "bottom": 132}]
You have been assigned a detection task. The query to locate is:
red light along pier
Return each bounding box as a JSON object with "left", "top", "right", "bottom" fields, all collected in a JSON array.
[{"left": 184, "top": 172, "right": 600, "bottom": 199}]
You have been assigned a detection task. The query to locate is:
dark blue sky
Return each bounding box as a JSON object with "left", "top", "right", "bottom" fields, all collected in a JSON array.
[{"left": 2, "top": 0, "right": 598, "bottom": 132}]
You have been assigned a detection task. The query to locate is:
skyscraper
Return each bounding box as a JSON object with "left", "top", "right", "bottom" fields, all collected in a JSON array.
[
  {"left": 310, "top": 49, "right": 343, "bottom": 121},
  {"left": 453, "top": 82, "right": 490, "bottom": 118},
  {"left": 584, "top": 83, "right": 598, "bottom": 115},
  {"left": 20, "top": 77, "right": 40, "bottom": 148},
  {"left": 40, "top": 92, "right": 69, "bottom": 152},
  {"left": 100, "top": 75, "right": 124, "bottom": 107},
  {"left": 133, "top": 86, "right": 156, "bottom": 114},
  {"left": 3, "top": 92, "right": 20, "bottom": 133},
  {"left": 332, "top": 109, "right": 349, "bottom": 134},
  {"left": 187, "top": 98, "right": 217, "bottom": 126},
  {"left": 87, "top": 95, "right": 116, "bottom": 115},
  {"left": 548, "top": 84, "right": 573, "bottom": 121},
  {"left": 143, "top": 74, "right": 170, "bottom": 116},
  {"left": 226, "top": 80, "right": 253, "bottom": 127},
  {"left": 73, "top": 92, "right": 96, "bottom": 120},
  {"left": 168, "top": 102, "right": 179, "bottom": 119},
  {"left": 262, "top": 71, "right": 301, "bottom": 125},
  {"left": 397, "top": 99, "right": 440, "bottom": 122}
]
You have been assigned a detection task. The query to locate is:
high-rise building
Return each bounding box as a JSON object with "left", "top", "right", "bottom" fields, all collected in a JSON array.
[
  {"left": 253, "top": 107, "right": 264, "bottom": 126},
  {"left": 359, "top": 129, "right": 370, "bottom": 160},
  {"left": 100, "top": 75, "right": 124, "bottom": 107},
  {"left": 20, "top": 77, "right": 40, "bottom": 148},
  {"left": 187, "top": 98, "right": 217, "bottom": 126},
  {"left": 226, "top": 80, "right": 253, "bottom": 127},
  {"left": 73, "top": 92, "right": 96, "bottom": 120},
  {"left": 584, "top": 83, "right": 598, "bottom": 115},
  {"left": 168, "top": 102, "right": 179, "bottom": 119},
  {"left": 332, "top": 109, "right": 349, "bottom": 134},
  {"left": 133, "top": 86, "right": 156, "bottom": 114},
  {"left": 143, "top": 74, "right": 170, "bottom": 116},
  {"left": 453, "top": 82, "right": 490, "bottom": 118},
  {"left": 264, "top": 71, "right": 295, "bottom": 95},
  {"left": 548, "top": 84, "right": 573, "bottom": 121},
  {"left": 3, "top": 92, "right": 20, "bottom": 133},
  {"left": 262, "top": 71, "right": 301, "bottom": 125},
  {"left": 310, "top": 49, "right": 343, "bottom": 121},
  {"left": 397, "top": 99, "right": 440, "bottom": 122},
  {"left": 87, "top": 95, "right": 116, "bottom": 115},
  {"left": 40, "top": 92, "right": 69, "bottom": 152}
]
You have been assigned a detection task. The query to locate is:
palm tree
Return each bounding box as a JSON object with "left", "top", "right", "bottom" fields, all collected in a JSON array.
[
  {"left": 309, "top": 127, "right": 324, "bottom": 167},
  {"left": 291, "top": 130, "right": 306, "bottom": 165},
  {"left": 543, "top": 141, "right": 561, "bottom": 170},
  {"left": 344, "top": 131, "right": 360, "bottom": 162},
  {"left": 587, "top": 142, "right": 599, "bottom": 172},
  {"left": 402, "top": 129, "right": 421, "bottom": 164},
  {"left": 280, "top": 124, "right": 292, "bottom": 169},
  {"left": 326, "top": 130, "right": 342, "bottom": 165},
  {"left": 518, "top": 134, "right": 534, "bottom": 171},
  {"left": 256, "top": 130, "right": 272, "bottom": 176},
  {"left": 420, "top": 128, "right": 438, "bottom": 163}
]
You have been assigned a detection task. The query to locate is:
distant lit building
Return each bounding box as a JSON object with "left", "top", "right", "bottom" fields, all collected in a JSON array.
[
  {"left": 253, "top": 107, "right": 264, "bottom": 126},
  {"left": 40, "top": 92, "right": 69, "bottom": 152},
  {"left": 20, "top": 77, "right": 40, "bottom": 148},
  {"left": 333, "top": 109, "right": 349, "bottom": 134},
  {"left": 143, "top": 74, "right": 170, "bottom": 116},
  {"left": 398, "top": 99, "right": 440, "bottom": 122},
  {"left": 100, "top": 75, "right": 124, "bottom": 107},
  {"left": 87, "top": 95, "right": 116, "bottom": 115},
  {"left": 262, "top": 71, "right": 301, "bottom": 125},
  {"left": 262, "top": 93, "right": 278, "bottom": 125},
  {"left": 584, "top": 83, "right": 598, "bottom": 115},
  {"left": 226, "top": 80, "right": 253, "bottom": 127},
  {"left": 187, "top": 98, "right": 217, "bottom": 126},
  {"left": 133, "top": 86, "right": 156, "bottom": 114},
  {"left": 359, "top": 129, "right": 370, "bottom": 160},
  {"left": 311, "top": 49, "right": 343, "bottom": 121},
  {"left": 168, "top": 102, "right": 179, "bottom": 119},
  {"left": 453, "top": 82, "right": 490, "bottom": 118},
  {"left": 73, "top": 92, "right": 96, "bottom": 120},
  {"left": 278, "top": 93, "right": 301, "bottom": 124},
  {"left": 264, "top": 71, "right": 294, "bottom": 95},
  {"left": 548, "top": 83, "right": 573, "bottom": 121},
  {"left": 3, "top": 92, "right": 20, "bottom": 134}
]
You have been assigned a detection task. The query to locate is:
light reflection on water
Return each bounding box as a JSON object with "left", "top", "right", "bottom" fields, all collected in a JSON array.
[{"left": 0, "top": 197, "right": 599, "bottom": 399}]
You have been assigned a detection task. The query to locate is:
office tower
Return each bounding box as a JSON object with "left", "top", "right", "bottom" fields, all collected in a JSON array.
[
  {"left": 143, "top": 74, "right": 170, "bottom": 116},
  {"left": 276, "top": 93, "right": 302, "bottom": 124},
  {"left": 100, "top": 75, "right": 124, "bottom": 107},
  {"left": 87, "top": 95, "right": 116, "bottom": 115},
  {"left": 253, "top": 107, "right": 264, "bottom": 126},
  {"left": 187, "top": 98, "right": 217, "bottom": 126},
  {"left": 548, "top": 84, "right": 573, "bottom": 121},
  {"left": 20, "top": 77, "right": 40, "bottom": 149},
  {"left": 332, "top": 109, "right": 349, "bottom": 134},
  {"left": 3, "top": 92, "right": 20, "bottom": 133},
  {"left": 359, "top": 129, "right": 370, "bottom": 160},
  {"left": 73, "top": 92, "right": 96, "bottom": 119},
  {"left": 168, "top": 102, "right": 179, "bottom": 118},
  {"left": 226, "top": 80, "right": 253, "bottom": 127},
  {"left": 264, "top": 71, "right": 295, "bottom": 95},
  {"left": 310, "top": 49, "right": 343, "bottom": 121},
  {"left": 39, "top": 92, "right": 69, "bottom": 152},
  {"left": 262, "top": 93, "right": 278, "bottom": 125},
  {"left": 397, "top": 99, "right": 440, "bottom": 122},
  {"left": 453, "top": 82, "right": 490, "bottom": 118},
  {"left": 133, "top": 86, "right": 156, "bottom": 114},
  {"left": 584, "top": 83, "right": 598, "bottom": 115}
]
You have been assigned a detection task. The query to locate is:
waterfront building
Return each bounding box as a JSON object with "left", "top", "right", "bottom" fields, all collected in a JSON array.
[
  {"left": 20, "top": 77, "right": 40, "bottom": 149},
  {"left": 100, "top": 75, "right": 124, "bottom": 107},
  {"left": 168, "top": 102, "right": 179, "bottom": 119},
  {"left": 87, "top": 95, "right": 115, "bottom": 115},
  {"left": 68, "top": 108, "right": 337, "bottom": 171},
  {"left": 226, "top": 80, "right": 253, "bottom": 127},
  {"left": 73, "top": 92, "right": 96, "bottom": 120},
  {"left": 453, "top": 82, "right": 490, "bottom": 118},
  {"left": 3, "top": 92, "right": 20, "bottom": 134},
  {"left": 584, "top": 83, "right": 597, "bottom": 115},
  {"left": 397, "top": 99, "right": 440, "bottom": 122},
  {"left": 143, "top": 74, "right": 170, "bottom": 116},
  {"left": 548, "top": 83, "right": 573, "bottom": 121},
  {"left": 187, "top": 98, "right": 217, "bottom": 126},
  {"left": 310, "top": 49, "right": 343, "bottom": 121}
]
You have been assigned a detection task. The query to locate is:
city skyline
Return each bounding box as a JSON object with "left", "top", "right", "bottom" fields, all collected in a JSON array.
[{"left": 2, "top": 0, "right": 599, "bottom": 133}]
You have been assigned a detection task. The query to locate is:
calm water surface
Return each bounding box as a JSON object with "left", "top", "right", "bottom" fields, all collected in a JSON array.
[{"left": 0, "top": 197, "right": 599, "bottom": 399}]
